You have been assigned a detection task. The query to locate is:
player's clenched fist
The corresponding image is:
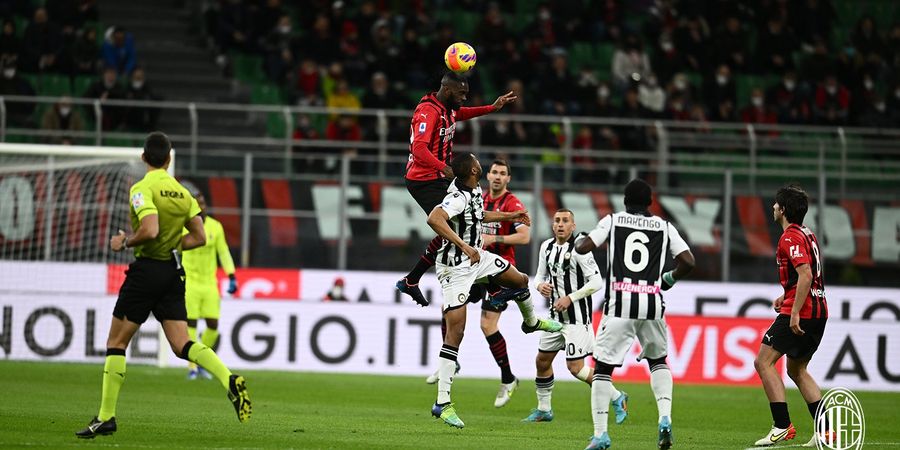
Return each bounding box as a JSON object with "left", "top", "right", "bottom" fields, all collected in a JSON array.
[
  {"left": 110, "top": 229, "right": 127, "bottom": 252},
  {"left": 462, "top": 244, "right": 480, "bottom": 264}
]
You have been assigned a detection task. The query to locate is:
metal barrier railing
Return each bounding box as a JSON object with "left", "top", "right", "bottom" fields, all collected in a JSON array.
[{"left": 1, "top": 94, "right": 899, "bottom": 197}]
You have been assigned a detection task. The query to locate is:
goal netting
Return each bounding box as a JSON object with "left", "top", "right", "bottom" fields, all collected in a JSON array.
[{"left": 0, "top": 143, "right": 172, "bottom": 365}]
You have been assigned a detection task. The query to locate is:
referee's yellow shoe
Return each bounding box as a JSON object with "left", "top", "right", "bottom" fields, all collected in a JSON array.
[{"left": 228, "top": 375, "right": 252, "bottom": 422}]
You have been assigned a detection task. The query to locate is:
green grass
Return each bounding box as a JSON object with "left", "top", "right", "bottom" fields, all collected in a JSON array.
[{"left": 1, "top": 361, "right": 898, "bottom": 449}]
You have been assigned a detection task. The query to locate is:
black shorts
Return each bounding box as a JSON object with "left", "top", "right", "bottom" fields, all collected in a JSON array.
[
  {"left": 406, "top": 178, "right": 451, "bottom": 214},
  {"left": 761, "top": 314, "right": 828, "bottom": 360},
  {"left": 114, "top": 257, "right": 188, "bottom": 324}
]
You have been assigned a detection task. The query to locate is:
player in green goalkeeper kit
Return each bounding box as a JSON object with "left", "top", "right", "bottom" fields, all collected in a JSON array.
[{"left": 180, "top": 181, "right": 238, "bottom": 380}]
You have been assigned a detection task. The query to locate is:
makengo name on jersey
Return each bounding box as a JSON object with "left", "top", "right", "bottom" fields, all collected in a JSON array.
[{"left": 616, "top": 215, "right": 662, "bottom": 229}]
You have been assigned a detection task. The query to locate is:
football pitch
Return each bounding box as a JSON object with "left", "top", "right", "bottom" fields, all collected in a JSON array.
[{"left": 1, "top": 361, "right": 897, "bottom": 449}]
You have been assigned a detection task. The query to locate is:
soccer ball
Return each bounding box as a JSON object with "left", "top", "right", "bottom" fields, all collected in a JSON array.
[{"left": 444, "top": 42, "right": 477, "bottom": 73}]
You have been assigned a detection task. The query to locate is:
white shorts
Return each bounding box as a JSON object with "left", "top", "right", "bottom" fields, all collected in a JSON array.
[
  {"left": 436, "top": 249, "right": 510, "bottom": 311},
  {"left": 594, "top": 315, "right": 668, "bottom": 366},
  {"left": 538, "top": 323, "right": 594, "bottom": 360}
]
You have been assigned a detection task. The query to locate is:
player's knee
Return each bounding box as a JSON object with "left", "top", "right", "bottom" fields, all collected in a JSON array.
[
  {"left": 566, "top": 362, "right": 583, "bottom": 378},
  {"left": 480, "top": 317, "right": 498, "bottom": 336},
  {"left": 786, "top": 363, "right": 805, "bottom": 381},
  {"left": 754, "top": 355, "right": 771, "bottom": 373},
  {"left": 515, "top": 273, "right": 528, "bottom": 288}
]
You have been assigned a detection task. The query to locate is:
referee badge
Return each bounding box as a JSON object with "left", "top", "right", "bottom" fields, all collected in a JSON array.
[{"left": 131, "top": 192, "right": 144, "bottom": 209}]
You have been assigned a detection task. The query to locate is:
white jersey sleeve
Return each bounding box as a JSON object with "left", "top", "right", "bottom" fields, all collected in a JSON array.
[
  {"left": 667, "top": 222, "right": 690, "bottom": 257},
  {"left": 439, "top": 191, "right": 468, "bottom": 219},
  {"left": 588, "top": 214, "right": 613, "bottom": 247},
  {"left": 533, "top": 238, "right": 552, "bottom": 290},
  {"left": 575, "top": 250, "right": 601, "bottom": 280}
]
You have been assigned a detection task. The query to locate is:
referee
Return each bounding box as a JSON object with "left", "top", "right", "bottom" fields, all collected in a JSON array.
[{"left": 76, "top": 132, "right": 251, "bottom": 439}]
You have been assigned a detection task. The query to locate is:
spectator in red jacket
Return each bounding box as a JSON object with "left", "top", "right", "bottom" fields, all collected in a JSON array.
[{"left": 813, "top": 75, "right": 851, "bottom": 125}]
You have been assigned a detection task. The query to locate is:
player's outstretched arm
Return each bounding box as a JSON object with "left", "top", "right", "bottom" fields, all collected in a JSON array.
[
  {"left": 484, "top": 209, "right": 530, "bottom": 226},
  {"left": 181, "top": 215, "right": 207, "bottom": 251},
  {"left": 491, "top": 91, "right": 517, "bottom": 111},
  {"left": 427, "top": 206, "right": 480, "bottom": 263},
  {"left": 455, "top": 91, "right": 517, "bottom": 121},
  {"left": 111, "top": 215, "right": 159, "bottom": 252},
  {"left": 484, "top": 223, "right": 530, "bottom": 246}
]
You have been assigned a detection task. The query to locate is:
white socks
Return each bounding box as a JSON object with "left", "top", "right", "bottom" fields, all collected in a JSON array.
[
  {"left": 535, "top": 375, "right": 554, "bottom": 411},
  {"left": 436, "top": 344, "right": 459, "bottom": 405},
  {"left": 515, "top": 292, "right": 537, "bottom": 326},
  {"left": 591, "top": 373, "right": 613, "bottom": 436},
  {"left": 650, "top": 364, "right": 673, "bottom": 421}
]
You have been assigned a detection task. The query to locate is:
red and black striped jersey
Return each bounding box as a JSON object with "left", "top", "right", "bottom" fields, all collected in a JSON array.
[
  {"left": 776, "top": 223, "right": 828, "bottom": 319},
  {"left": 405, "top": 92, "right": 494, "bottom": 182},
  {"left": 481, "top": 191, "right": 525, "bottom": 265}
]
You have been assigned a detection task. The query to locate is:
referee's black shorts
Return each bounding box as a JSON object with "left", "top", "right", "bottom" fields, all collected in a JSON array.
[
  {"left": 405, "top": 177, "right": 451, "bottom": 214},
  {"left": 114, "top": 257, "right": 188, "bottom": 324},
  {"left": 761, "top": 314, "right": 828, "bottom": 361}
]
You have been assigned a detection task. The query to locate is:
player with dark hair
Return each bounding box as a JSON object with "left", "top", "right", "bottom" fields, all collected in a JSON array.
[
  {"left": 753, "top": 184, "right": 830, "bottom": 448},
  {"left": 76, "top": 132, "right": 251, "bottom": 438},
  {"left": 179, "top": 181, "right": 238, "bottom": 380},
  {"left": 523, "top": 208, "right": 629, "bottom": 424},
  {"left": 576, "top": 179, "right": 695, "bottom": 450},
  {"left": 424, "top": 159, "right": 530, "bottom": 408},
  {"left": 427, "top": 152, "right": 561, "bottom": 428},
  {"left": 396, "top": 72, "right": 517, "bottom": 307}
]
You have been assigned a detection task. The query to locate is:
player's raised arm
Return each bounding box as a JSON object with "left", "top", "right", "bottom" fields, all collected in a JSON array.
[
  {"left": 427, "top": 206, "right": 479, "bottom": 263},
  {"left": 575, "top": 214, "right": 612, "bottom": 254},
  {"left": 456, "top": 91, "right": 517, "bottom": 121}
]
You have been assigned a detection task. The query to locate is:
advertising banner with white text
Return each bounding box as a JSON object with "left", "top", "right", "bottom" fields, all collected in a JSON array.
[{"left": 1, "top": 292, "right": 898, "bottom": 391}]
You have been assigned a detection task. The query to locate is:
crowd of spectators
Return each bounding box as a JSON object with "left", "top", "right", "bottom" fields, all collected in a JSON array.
[
  {"left": 203, "top": 0, "right": 900, "bottom": 174},
  {"left": 0, "top": 0, "right": 160, "bottom": 141}
]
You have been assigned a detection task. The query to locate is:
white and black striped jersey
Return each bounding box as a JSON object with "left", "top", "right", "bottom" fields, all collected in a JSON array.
[
  {"left": 436, "top": 179, "right": 485, "bottom": 267},
  {"left": 587, "top": 212, "right": 690, "bottom": 320},
  {"left": 534, "top": 236, "right": 601, "bottom": 325}
]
